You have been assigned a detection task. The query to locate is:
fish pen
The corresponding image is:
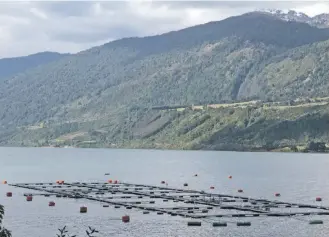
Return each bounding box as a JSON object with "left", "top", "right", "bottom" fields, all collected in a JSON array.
[{"left": 7, "top": 181, "right": 329, "bottom": 227}]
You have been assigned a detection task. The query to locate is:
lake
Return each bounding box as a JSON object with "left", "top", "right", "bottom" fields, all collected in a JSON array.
[{"left": 0, "top": 147, "right": 329, "bottom": 237}]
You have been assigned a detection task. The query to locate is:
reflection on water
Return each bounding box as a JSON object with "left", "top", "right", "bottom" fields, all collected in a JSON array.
[{"left": 0, "top": 147, "right": 329, "bottom": 236}]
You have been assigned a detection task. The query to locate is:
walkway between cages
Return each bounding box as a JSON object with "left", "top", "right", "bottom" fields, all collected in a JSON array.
[{"left": 8, "top": 181, "right": 329, "bottom": 225}]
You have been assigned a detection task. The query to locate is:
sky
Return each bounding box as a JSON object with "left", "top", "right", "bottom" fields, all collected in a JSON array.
[{"left": 0, "top": 1, "right": 329, "bottom": 58}]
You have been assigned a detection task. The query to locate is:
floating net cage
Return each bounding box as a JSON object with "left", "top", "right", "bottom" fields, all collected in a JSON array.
[{"left": 8, "top": 181, "right": 328, "bottom": 227}]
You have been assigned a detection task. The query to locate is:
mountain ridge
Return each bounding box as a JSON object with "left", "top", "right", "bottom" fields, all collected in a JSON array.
[
  {"left": 0, "top": 51, "right": 68, "bottom": 60},
  {"left": 0, "top": 51, "right": 69, "bottom": 80},
  {"left": 0, "top": 11, "right": 329, "bottom": 151},
  {"left": 258, "top": 9, "right": 329, "bottom": 28}
]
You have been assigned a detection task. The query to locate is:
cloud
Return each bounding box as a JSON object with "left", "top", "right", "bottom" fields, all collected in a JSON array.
[
  {"left": 293, "top": 2, "right": 329, "bottom": 16},
  {"left": 30, "top": 7, "right": 48, "bottom": 19},
  {"left": 0, "top": 1, "right": 328, "bottom": 58}
]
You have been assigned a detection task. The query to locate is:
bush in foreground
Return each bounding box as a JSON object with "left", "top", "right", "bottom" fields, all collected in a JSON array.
[
  {"left": 0, "top": 205, "right": 11, "bottom": 237},
  {"left": 1, "top": 204, "right": 99, "bottom": 237},
  {"left": 57, "top": 226, "right": 99, "bottom": 237}
]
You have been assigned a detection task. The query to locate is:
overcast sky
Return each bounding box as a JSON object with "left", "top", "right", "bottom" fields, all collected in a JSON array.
[{"left": 0, "top": 1, "right": 329, "bottom": 58}]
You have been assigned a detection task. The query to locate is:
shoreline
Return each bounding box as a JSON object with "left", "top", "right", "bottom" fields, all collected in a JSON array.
[{"left": 0, "top": 144, "right": 328, "bottom": 154}]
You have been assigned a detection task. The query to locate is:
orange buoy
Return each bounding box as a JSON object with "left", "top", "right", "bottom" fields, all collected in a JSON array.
[
  {"left": 210, "top": 186, "right": 215, "bottom": 190},
  {"left": 2, "top": 180, "right": 7, "bottom": 184},
  {"left": 316, "top": 197, "right": 322, "bottom": 202},
  {"left": 108, "top": 179, "right": 113, "bottom": 183},
  {"left": 228, "top": 176, "right": 232, "bottom": 179},
  {"left": 49, "top": 201, "right": 55, "bottom": 207},
  {"left": 6, "top": 192, "right": 12, "bottom": 197},
  {"left": 122, "top": 215, "right": 130, "bottom": 223},
  {"left": 238, "top": 189, "right": 243, "bottom": 193},
  {"left": 56, "top": 180, "right": 60, "bottom": 184},
  {"left": 161, "top": 181, "right": 165, "bottom": 184},
  {"left": 80, "top": 206, "right": 87, "bottom": 213},
  {"left": 275, "top": 193, "right": 281, "bottom": 197},
  {"left": 26, "top": 196, "right": 33, "bottom": 201}
]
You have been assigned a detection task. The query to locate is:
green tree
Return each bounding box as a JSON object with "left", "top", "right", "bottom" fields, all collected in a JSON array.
[
  {"left": 308, "top": 141, "right": 326, "bottom": 152},
  {"left": 0, "top": 205, "right": 11, "bottom": 237}
]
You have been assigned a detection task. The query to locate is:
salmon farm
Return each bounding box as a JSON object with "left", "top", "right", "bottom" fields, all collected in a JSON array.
[{"left": 5, "top": 181, "right": 329, "bottom": 227}]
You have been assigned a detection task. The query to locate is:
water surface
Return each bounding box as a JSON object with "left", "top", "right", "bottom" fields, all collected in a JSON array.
[{"left": 0, "top": 147, "right": 329, "bottom": 236}]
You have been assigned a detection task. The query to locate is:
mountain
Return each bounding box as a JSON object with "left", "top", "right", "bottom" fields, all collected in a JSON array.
[
  {"left": 259, "top": 9, "right": 329, "bottom": 28},
  {"left": 0, "top": 52, "right": 69, "bottom": 80},
  {"left": 312, "top": 13, "right": 329, "bottom": 28},
  {"left": 1, "top": 12, "right": 329, "bottom": 151}
]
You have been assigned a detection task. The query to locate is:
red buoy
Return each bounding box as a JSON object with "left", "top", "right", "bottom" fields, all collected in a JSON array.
[
  {"left": 228, "top": 176, "right": 232, "bottom": 179},
  {"left": 49, "top": 201, "right": 55, "bottom": 207},
  {"left": 238, "top": 189, "right": 243, "bottom": 193},
  {"left": 275, "top": 193, "right": 281, "bottom": 197},
  {"left": 210, "top": 186, "right": 215, "bottom": 190},
  {"left": 316, "top": 197, "right": 322, "bottom": 202},
  {"left": 26, "top": 196, "right": 33, "bottom": 201},
  {"left": 122, "top": 215, "right": 130, "bottom": 223},
  {"left": 108, "top": 179, "right": 113, "bottom": 184},
  {"left": 6, "top": 192, "right": 12, "bottom": 197},
  {"left": 80, "top": 206, "right": 87, "bottom": 213},
  {"left": 114, "top": 180, "right": 118, "bottom": 184}
]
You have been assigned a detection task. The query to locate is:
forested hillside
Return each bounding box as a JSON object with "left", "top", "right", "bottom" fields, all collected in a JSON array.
[
  {"left": 0, "top": 52, "right": 68, "bottom": 80},
  {"left": 1, "top": 12, "right": 329, "bottom": 151}
]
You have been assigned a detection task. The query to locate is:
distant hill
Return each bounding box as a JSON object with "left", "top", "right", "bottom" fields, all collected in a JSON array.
[
  {"left": 0, "top": 52, "right": 69, "bottom": 80},
  {"left": 1, "top": 12, "right": 329, "bottom": 151}
]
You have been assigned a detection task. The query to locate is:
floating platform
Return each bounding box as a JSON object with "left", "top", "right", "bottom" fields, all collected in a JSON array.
[{"left": 8, "top": 182, "right": 329, "bottom": 222}]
